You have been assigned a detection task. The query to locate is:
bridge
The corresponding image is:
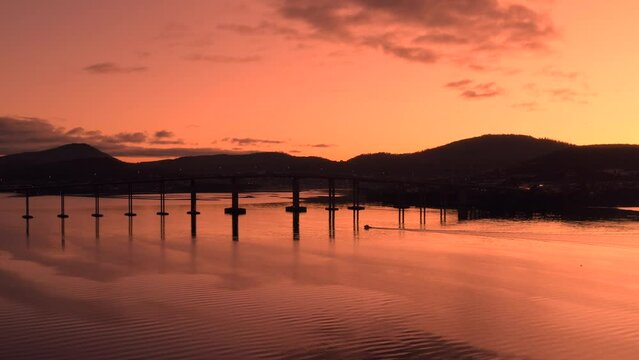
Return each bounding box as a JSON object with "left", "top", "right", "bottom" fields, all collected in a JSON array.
[{"left": 1, "top": 173, "right": 471, "bottom": 241}]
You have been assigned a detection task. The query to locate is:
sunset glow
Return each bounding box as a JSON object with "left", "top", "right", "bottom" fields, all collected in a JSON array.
[
  {"left": 2, "top": 0, "right": 638, "bottom": 160},
  {"left": 5, "top": 3, "right": 639, "bottom": 359}
]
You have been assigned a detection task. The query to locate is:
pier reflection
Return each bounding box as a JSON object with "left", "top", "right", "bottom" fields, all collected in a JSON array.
[
  {"left": 159, "top": 216, "right": 167, "bottom": 273},
  {"left": 128, "top": 216, "right": 134, "bottom": 240},
  {"left": 95, "top": 216, "right": 100, "bottom": 240},
  {"left": 419, "top": 207, "right": 426, "bottom": 229},
  {"left": 190, "top": 238, "right": 197, "bottom": 274},
  {"left": 292, "top": 212, "right": 300, "bottom": 241},
  {"left": 328, "top": 210, "right": 336, "bottom": 239},
  {"left": 160, "top": 215, "right": 166, "bottom": 241},
  {"left": 127, "top": 218, "right": 134, "bottom": 269},
  {"left": 24, "top": 218, "right": 30, "bottom": 240},
  {"left": 397, "top": 207, "right": 406, "bottom": 229},
  {"left": 94, "top": 218, "right": 101, "bottom": 263},
  {"left": 352, "top": 210, "right": 360, "bottom": 237},
  {"left": 60, "top": 217, "right": 66, "bottom": 250},
  {"left": 231, "top": 214, "right": 239, "bottom": 241}
]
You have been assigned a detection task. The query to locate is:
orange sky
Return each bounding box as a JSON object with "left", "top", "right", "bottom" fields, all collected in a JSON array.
[{"left": 1, "top": 0, "right": 638, "bottom": 161}]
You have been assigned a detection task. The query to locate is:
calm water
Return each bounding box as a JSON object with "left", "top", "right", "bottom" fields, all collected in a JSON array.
[{"left": 0, "top": 192, "right": 638, "bottom": 359}]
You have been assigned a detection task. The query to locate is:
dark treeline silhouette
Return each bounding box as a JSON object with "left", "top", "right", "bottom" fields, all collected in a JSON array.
[
  {"left": 0, "top": 135, "right": 570, "bottom": 183},
  {"left": 346, "top": 134, "right": 570, "bottom": 178},
  {"left": 3, "top": 134, "right": 639, "bottom": 210}
]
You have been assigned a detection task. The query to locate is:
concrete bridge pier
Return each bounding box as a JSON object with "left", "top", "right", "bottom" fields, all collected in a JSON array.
[
  {"left": 156, "top": 181, "right": 169, "bottom": 216},
  {"left": 224, "top": 177, "right": 247, "bottom": 215},
  {"left": 186, "top": 179, "right": 200, "bottom": 237},
  {"left": 57, "top": 191, "right": 69, "bottom": 219},
  {"left": 440, "top": 207, "right": 447, "bottom": 223},
  {"left": 419, "top": 207, "right": 427, "bottom": 226},
  {"left": 323, "top": 178, "right": 338, "bottom": 239},
  {"left": 91, "top": 185, "right": 103, "bottom": 218},
  {"left": 225, "top": 177, "right": 245, "bottom": 240},
  {"left": 352, "top": 209, "right": 360, "bottom": 235},
  {"left": 393, "top": 184, "right": 408, "bottom": 228},
  {"left": 347, "top": 179, "right": 365, "bottom": 211},
  {"left": 394, "top": 206, "right": 408, "bottom": 228},
  {"left": 457, "top": 207, "right": 469, "bottom": 221},
  {"left": 325, "top": 178, "right": 339, "bottom": 211},
  {"left": 286, "top": 177, "right": 307, "bottom": 213},
  {"left": 439, "top": 189, "right": 448, "bottom": 223},
  {"left": 124, "top": 183, "right": 137, "bottom": 217},
  {"left": 22, "top": 191, "right": 34, "bottom": 220}
]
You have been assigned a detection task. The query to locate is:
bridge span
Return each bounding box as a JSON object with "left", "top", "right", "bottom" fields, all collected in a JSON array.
[{"left": 1, "top": 173, "right": 473, "bottom": 240}]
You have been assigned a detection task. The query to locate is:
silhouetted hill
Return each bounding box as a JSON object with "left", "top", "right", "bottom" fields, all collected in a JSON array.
[
  {"left": 4, "top": 136, "right": 639, "bottom": 209},
  {"left": 514, "top": 144, "right": 639, "bottom": 180},
  {"left": 5, "top": 136, "right": 639, "bottom": 193},
  {"left": 135, "top": 135, "right": 572, "bottom": 180},
  {"left": 138, "top": 152, "right": 338, "bottom": 178},
  {"left": 346, "top": 135, "right": 572, "bottom": 179},
  {"left": 0, "top": 143, "right": 129, "bottom": 184},
  {"left": 0, "top": 143, "right": 114, "bottom": 168}
]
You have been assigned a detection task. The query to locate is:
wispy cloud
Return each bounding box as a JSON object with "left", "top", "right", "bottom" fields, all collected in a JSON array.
[
  {"left": 272, "top": 0, "right": 555, "bottom": 65},
  {"left": 305, "top": 143, "right": 333, "bottom": 148},
  {"left": 445, "top": 79, "right": 503, "bottom": 99},
  {"left": 110, "top": 147, "right": 244, "bottom": 158},
  {"left": 154, "top": 130, "right": 174, "bottom": 138},
  {"left": 547, "top": 88, "right": 593, "bottom": 103},
  {"left": 185, "top": 53, "right": 261, "bottom": 63},
  {"left": 0, "top": 116, "right": 238, "bottom": 158},
  {"left": 83, "top": 62, "right": 147, "bottom": 74},
  {"left": 523, "top": 82, "right": 594, "bottom": 104},
  {"left": 363, "top": 35, "right": 438, "bottom": 63},
  {"left": 541, "top": 67, "right": 582, "bottom": 80},
  {"left": 414, "top": 32, "right": 469, "bottom": 45},
  {"left": 104, "top": 132, "right": 147, "bottom": 143},
  {"left": 461, "top": 84, "right": 502, "bottom": 99},
  {"left": 446, "top": 79, "right": 473, "bottom": 89},
  {"left": 148, "top": 130, "right": 184, "bottom": 145},
  {"left": 223, "top": 137, "right": 284, "bottom": 146},
  {"left": 217, "top": 21, "right": 300, "bottom": 37}
]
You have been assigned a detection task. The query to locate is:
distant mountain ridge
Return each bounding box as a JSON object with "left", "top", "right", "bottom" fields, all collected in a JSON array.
[
  {"left": 0, "top": 143, "right": 115, "bottom": 168},
  {"left": 141, "top": 152, "right": 338, "bottom": 178},
  {"left": 345, "top": 134, "right": 571, "bottom": 178},
  {"left": 0, "top": 143, "right": 130, "bottom": 184},
  {"left": 0, "top": 134, "right": 637, "bottom": 186},
  {"left": 513, "top": 144, "right": 639, "bottom": 180}
]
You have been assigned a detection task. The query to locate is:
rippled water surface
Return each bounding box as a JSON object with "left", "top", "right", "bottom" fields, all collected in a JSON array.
[{"left": 1, "top": 192, "right": 639, "bottom": 359}]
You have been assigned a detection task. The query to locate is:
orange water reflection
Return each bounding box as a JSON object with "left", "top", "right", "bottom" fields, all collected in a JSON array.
[{"left": 0, "top": 193, "right": 638, "bottom": 359}]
